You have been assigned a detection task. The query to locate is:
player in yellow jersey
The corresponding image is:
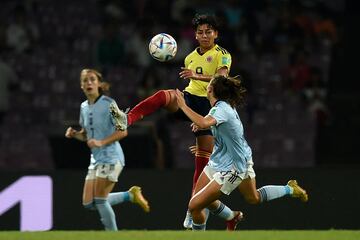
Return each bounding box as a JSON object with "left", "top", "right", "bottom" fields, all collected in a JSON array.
[
  {"left": 182, "top": 40, "right": 231, "bottom": 98},
  {"left": 112, "top": 14, "right": 238, "bottom": 230}
]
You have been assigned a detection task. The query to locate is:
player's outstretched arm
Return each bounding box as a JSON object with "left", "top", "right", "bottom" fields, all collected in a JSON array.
[{"left": 175, "top": 89, "right": 216, "bottom": 129}]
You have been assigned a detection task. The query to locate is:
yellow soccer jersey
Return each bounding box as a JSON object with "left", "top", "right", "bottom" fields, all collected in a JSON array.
[{"left": 184, "top": 44, "right": 231, "bottom": 97}]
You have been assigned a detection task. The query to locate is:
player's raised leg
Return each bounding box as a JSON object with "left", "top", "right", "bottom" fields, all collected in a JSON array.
[
  {"left": 126, "top": 90, "right": 177, "bottom": 126},
  {"left": 109, "top": 102, "right": 128, "bottom": 131},
  {"left": 238, "top": 177, "right": 308, "bottom": 204}
]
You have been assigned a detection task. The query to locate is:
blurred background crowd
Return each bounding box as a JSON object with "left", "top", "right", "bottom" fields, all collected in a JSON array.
[{"left": 0, "top": 0, "right": 356, "bottom": 170}]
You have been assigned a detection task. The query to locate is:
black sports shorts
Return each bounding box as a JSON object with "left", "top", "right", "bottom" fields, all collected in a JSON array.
[{"left": 173, "top": 91, "right": 212, "bottom": 137}]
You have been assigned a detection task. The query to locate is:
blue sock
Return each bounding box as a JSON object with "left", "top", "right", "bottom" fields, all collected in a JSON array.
[
  {"left": 192, "top": 222, "right": 206, "bottom": 231},
  {"left": 108, "top": 192, "right": 130, "bottom": 206},
  {"left": 83, "top": 201, "right": 96, "bottom": 210},
  {"left": 204, "top": 208, "right": 210, "bottom": 223},
  {"left": 210, "top": 202, "right": 234, "bottom": 220},
  {"left": 257, "top": 185, "right": 291, "bottom": 202},
  {"left": 94, "top": 198, "right": 118, "bottom": 231}
]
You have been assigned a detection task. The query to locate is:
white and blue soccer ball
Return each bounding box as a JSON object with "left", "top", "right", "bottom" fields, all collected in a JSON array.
[{"left": 149, "top": 33, "right": 177, "bottom": 62}]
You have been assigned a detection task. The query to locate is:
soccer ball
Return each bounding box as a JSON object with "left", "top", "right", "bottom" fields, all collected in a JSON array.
[{"left": 149, "top": 33, "right": 177, "bottom": 62}]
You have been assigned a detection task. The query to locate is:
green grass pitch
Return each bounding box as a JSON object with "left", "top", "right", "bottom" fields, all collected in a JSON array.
[{"left": 0, "top": 230, "right": 359, "bottom": 240}]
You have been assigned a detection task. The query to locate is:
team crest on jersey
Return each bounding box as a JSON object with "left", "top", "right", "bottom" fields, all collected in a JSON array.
[
  {"left": 210, "top": 107, "right": 217, "bottom": 115},
  {"left": 206, "top": 56, "right": 213, "bottom": 62},
  {"left": 222, "top": 56, "right": 230, "bottom": 65}
]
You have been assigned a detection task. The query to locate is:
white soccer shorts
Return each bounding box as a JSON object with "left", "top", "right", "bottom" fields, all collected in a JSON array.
[
  {"left": 204, "top": 160, "right": 256, "bottom": 195},
  {"left": 85, "top": 162, "right": 123, "bottom": 182}
]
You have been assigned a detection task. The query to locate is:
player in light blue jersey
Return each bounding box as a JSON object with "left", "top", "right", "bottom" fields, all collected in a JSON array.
[
  {"left": 175, "top": 75, "right": 308, "bottom": 231},
  {"left": 65, "top": 69, "right": 150, "bottom": 231}
]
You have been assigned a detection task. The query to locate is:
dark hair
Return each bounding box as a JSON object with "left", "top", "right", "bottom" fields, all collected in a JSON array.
[
  {"left": 211, "top": 75, "right": 246, "bottom": 108},
  {"left": 192, "top": 13, "right": 220, "bottom": 31}
]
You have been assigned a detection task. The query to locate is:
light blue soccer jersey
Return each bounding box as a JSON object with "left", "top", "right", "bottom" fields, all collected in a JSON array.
[
  {"left": 79, "top": 95, "right": 125, "bottom": 166},
  {"left": 208, "top": 101, "right": 252, "bottom": 172}
]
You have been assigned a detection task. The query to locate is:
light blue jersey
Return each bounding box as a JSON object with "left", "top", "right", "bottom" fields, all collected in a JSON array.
[
  {"left": 208, "top": 101, "right": 252, "bottom": 172},
  {"left": 79, "top": 95, "right": 125, "bottom": 166}
]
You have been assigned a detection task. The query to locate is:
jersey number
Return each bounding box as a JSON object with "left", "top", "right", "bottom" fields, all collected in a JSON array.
[{"left": 195, "top": 67, "right": 203, "bottom": 75}]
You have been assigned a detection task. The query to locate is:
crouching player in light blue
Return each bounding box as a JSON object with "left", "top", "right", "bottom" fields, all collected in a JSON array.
[
  {"left": 65, "top": 69, "right": 150, "bottom": 230},
  {"left": 175, "top": 75, "right": 308, "bottom": 231}
]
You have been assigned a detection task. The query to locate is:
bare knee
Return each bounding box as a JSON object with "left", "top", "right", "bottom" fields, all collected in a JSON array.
[
  {"left": 188, "top": 199, "right": 202, "bottom": 214},
  {"left": 164, "top": 90, "right": 178, "bottom": 112},
  {"left": 188, "top": 201, "right": 196, "bottom": 214}
]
